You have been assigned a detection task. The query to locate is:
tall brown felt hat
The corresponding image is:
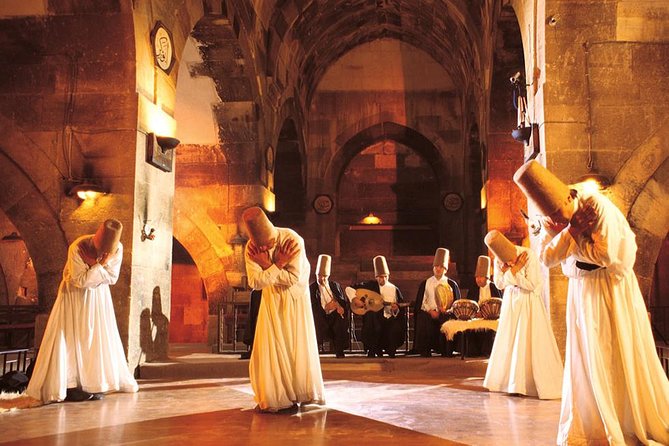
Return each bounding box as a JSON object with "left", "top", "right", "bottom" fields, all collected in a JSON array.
[
  {"left": 433, "top": 248, "right": 449, "bottom": 268},
  {"left": 94, "top": 219, "right": 123, "bottom": 254},
  {"left": 316, "top": 254, "right": 331, "bottom": 276},
  {"left": 484, "top": 230, "right": 517, "bottom": 264},
  {"left": 475, "top": 255, "right": 491, "bottom": 278},
  {"left": 241, "top": 207, "right": 278, "bottom": 247},
  {"left": 513, "top": 160, "right": 572, "bottom": 216},
  {"left": 373, "top": 255, "right": 390, "bottom": 276}
]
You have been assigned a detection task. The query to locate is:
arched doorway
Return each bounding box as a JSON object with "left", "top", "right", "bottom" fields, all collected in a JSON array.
[
  {"left": 650, "top": 233, "right": 669, "bottom": 343},
  {"left": 486, "top": 4, "right": 528, "bottom": 241},
  {"left": 273, "top": 118, "right": 306, "bottom": 228},
  {"left": 169, "top": 238, "right": 208, "bottom": 344},
  {"left": 337, "top": 139, "right": 439, "bottom": 258}
]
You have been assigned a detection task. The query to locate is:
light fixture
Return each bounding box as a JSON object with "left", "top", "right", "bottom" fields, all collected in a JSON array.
[
  {"left": 67, "top": 182, "right": 106, "bottom": 200},
  {"left": 509, "top": 71, "right": 536, "bottom": 148},
  {"left": 146, "top": 132, "right": 180, "bottom": 172},
  {"left": 575, "top": 172, "right": 611, "bottom": 194},
  {"left": 359, "top": 212, "right": 382, "bottom": 225},
  {"left": 1, "top": 232, "right": 23, "bottom": 242},
  {"left": 156, "top": 135, "right": 180, "bottom": 150},
  {"left": 577, "top": 43, "right": 611, "bottom": 194}
]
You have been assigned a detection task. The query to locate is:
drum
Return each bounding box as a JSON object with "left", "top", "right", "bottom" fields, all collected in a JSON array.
[
  {"left": 479, "top": 298, "right": 503, "bottom": 320},
  {"left": 435, "top": 283, "right": 454, "bottom": 312},
  {"left": 451, "top": 299, "right": 480, "bottom": 321}
]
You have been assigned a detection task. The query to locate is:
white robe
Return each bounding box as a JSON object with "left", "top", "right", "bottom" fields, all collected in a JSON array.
[
  {"left": 26, "top": 236, "right": 138, "bottom": 402},
  {"left": 540, "top": 191, "right": 669, "bottom": 445},
  {"left": 245, "top": 228, "right": 325, "bottom": 411},
  {"left": 484, "top": 246, "right": 563, "bottom": 400}
]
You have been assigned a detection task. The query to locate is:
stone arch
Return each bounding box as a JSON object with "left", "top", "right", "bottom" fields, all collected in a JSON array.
[
  {"left": 273, "top": 117, "right": 307, "bottom": 227},
  {"left": 313, "top": 122, "right": 455, "bottom": 256},
  {"left": 171, "top": 8, "right": 260, "bottom": 326},
  {"left": 486, "top": 3, "right": 528, "bottom": 240},
  {"left": 0, "top": 117, "right": 68, "bottom": 309},
  {"left": 324, "top": 122, "right": 449, "bottom": 192},
  {"left": 171, "top": 210, "right": 231, "bottom": 314},
  {"left": 609, "top": 118, "right": 669, "bottom": 299}
]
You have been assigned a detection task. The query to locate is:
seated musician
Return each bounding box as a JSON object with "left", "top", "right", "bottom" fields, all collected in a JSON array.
[
  {"left": 309, "top": 254, "right": 349, "bottom": 358},
  {"left": 471, "top": 255, "right": 502, "bottom": 303},
  {"left": 468, "top": 255, "right": 502, "bottom": 357},
  {"left": 345, "top": 255, "right": 406, "bottom": 358},
  {"left": 413, "top": 248, "right": 461, "bottom": 357}
]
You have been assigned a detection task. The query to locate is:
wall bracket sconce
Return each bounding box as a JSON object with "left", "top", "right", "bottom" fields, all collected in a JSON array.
[
  {"left": 67, "top": 182, "right": 107, "bottom": 200},
  {"left": 146, "top": 132, "right": 180, "bottom": 172}
]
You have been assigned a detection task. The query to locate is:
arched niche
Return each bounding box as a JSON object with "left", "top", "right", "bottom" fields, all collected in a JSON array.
[
  {"left": 0, "top": 211, "right": 37, "bottom": 306},
  {"left": 336, "top": 139, "right": 440, "bottom": 258},
  {"left": 170, "top": 237, "right": 208, "bottom": 344},
  {"left": 273, "top": 118, "right": 306, "bottom": 227},
  {"left": 0, "top": 118, "right": 68, "bottom": 309}
]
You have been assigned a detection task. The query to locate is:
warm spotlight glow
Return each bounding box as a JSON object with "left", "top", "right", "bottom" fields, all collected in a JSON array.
[
  {"left": 575, "top": 173, "right": 610, "bottom": 194},
  {"left": 76, "top": 190, "right": 102, "bottom": 200},
  {"left": 480, "top": 184, "right": 487, "bottom": 210},
  {"left": 264, "top": 191, "right": 276, "bottom": 213},
  {"left": 149, "top": 101, "right": 173, "bottom": 136},
  {"left": 68, "top": 183, "right": 106, "bottom": 201},
  {"left": 140, "top": 97, "right": 176, "bottom": 138},
  {"left": 360, "top": 212, "right": 382, "bottom": 225}
]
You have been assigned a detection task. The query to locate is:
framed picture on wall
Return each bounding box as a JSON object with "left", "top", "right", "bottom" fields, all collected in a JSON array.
[{"left": 151, "top": 22, "right": 175, "bottom": 74}]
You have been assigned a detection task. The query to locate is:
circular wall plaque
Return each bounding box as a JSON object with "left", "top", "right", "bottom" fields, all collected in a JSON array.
[
  {"left": 313, "top": 195, "right": 333, "bottom": 214},
  {"left": 152, "top": 22, "right": 175, "bottom": 74},
  {"left": 443, "top": 193, "right": 463, "bottom": 211}
]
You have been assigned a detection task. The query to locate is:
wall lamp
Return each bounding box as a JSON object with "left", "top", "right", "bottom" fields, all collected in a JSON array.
[
  {"left": 359, "top": 212, "right": 382, "bottom": 225},
  {"left": 67, "top": 182, "right": 107, "bottom": 200},
  {"left": 146, "top": 132, "right": 180, "bottom": 172}
]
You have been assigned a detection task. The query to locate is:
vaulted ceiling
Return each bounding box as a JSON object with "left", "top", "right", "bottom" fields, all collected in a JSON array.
[{"left": 228, "top": 0, "right": 498, "bottom": 106}]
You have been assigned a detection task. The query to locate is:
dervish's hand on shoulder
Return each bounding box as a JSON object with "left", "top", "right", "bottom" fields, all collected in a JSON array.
[
  {"left": 274, "top": 238, "right": 299, "bottom": 269},
  {"left": 510, "top": 251, "right": 528, "bottom": 275},
  {"left": 247, "top": 242, "right": 272, "bottom": 270},
  {"left": 78, "top": 241, "right": 98, "bottom": 267},
  {"left": 568, "top": 204, "right": 597, "bottom": 238},
  {"left": 97, "top": 252, "right": 111, "bottom": 266},
  {"left": 542, "top": 216, "right": 567, "bottom": 237}
]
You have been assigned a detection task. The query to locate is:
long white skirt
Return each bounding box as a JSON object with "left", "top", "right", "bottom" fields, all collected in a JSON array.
[
  {"left": 558, "top": 270, "right": 669, "bottom": 445},
  {"left": 249, "top": 285, "right": 325, "bottom": 411},
  {"left": 484, "top": 289, "right": 563, "bottom": 400},
  {"left": 26, "top": 288, "right": 138, "bottom": 403}
]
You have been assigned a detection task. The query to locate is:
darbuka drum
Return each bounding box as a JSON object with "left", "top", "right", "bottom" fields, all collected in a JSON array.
[
  {"left": 435, "top": 283, "right": 454, "bottom": 312},
  {"left": 451, "top": 299, "right": 480, "bottom": 321},
  {"left": 479, "top": 298, "right": 503, "bottom": 320}
]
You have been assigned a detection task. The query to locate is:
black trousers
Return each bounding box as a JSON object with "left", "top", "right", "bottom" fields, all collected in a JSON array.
[
  {"left": 414, "top": 310, "right": 449, "bottom": 355},
  {"left": 361, "top": 311, "right": 406, "bottom": 355},
  {"left": 313, "top": 310, "right": 349, "bottom": 355},
  {"left": 242, "top": 291, "right": 262, "bottom": 349}
]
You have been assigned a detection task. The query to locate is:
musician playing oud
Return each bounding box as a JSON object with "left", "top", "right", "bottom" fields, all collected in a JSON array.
[
  {"left": 413, "top": 248, "right": 461, "bottom": 357},
  {"left": 345, "top": 255, "right": 406, "bottom": 358},
  {"left": 309, "top": 254, "right": 349, "bottom": 358}
]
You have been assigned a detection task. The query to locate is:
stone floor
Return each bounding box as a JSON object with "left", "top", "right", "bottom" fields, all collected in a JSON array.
[{"left": 0, "top": 349, "right": 563, "bottom": 445}]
